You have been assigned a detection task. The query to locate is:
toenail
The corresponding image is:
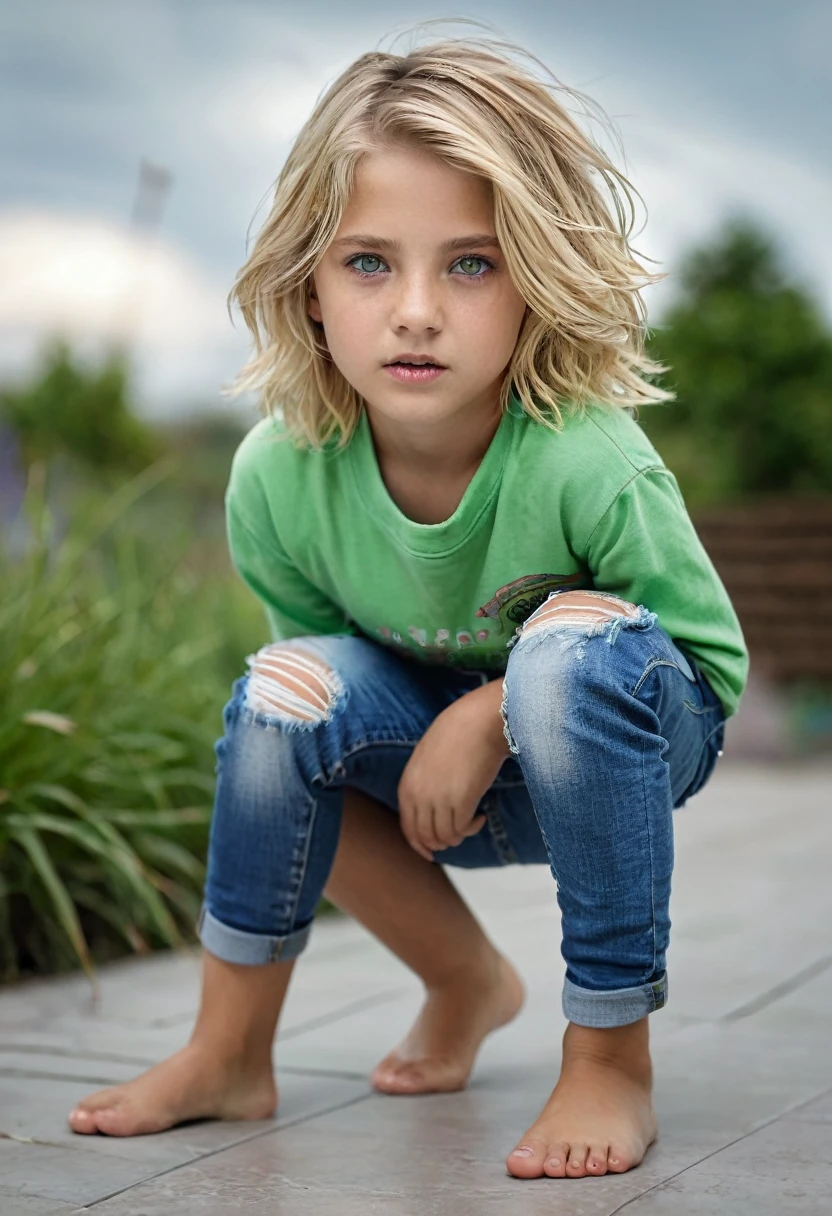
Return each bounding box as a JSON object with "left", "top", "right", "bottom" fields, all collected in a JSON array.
[
  {"left": 547, "top": 1157, "right": 561, "bottom": 1167},
  {"left": 512, "top": 1147, "right": 533, "bottom": 1157}
]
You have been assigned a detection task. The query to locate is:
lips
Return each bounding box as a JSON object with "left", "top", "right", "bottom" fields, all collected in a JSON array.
[{"left": 384, "top": 363, "right": 447, "bottom": 382}]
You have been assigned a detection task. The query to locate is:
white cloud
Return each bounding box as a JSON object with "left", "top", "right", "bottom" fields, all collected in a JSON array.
[
  {"left": 0, "top": 211, "right": 249, "bottom": 414},
  {"left": 620, "top": 121, "right": 832, "bottom": 321},
  {"left": 207, "top": 63, "right": 332, "bottom": 150}
]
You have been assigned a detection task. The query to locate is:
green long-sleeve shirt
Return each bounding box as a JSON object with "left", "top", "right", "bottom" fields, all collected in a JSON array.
[{"left": 225, "top": 395, "right": 749, "bottom": 717}]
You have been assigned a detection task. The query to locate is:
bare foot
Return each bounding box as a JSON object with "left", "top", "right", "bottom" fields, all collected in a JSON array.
[
  {"left": 371, "top": 953, "right": 525, "bottom": 1095},
  {"left": 67, "top": 1042, "right": 277, "bottom": 1137},
  {"left": 506, "top": 1018, "right": 657, "bottom": 1178}
]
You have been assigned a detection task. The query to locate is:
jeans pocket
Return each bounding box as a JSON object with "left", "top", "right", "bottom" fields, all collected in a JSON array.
[{"left": 685, "top": 716, "right": 726, "bottom": 802}]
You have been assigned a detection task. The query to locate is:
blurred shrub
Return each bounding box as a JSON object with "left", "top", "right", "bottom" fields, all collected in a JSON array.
[
  {"left": 640, "top": 216, "right": 832, "bottom": 507},
  {"left": 0, "top": 461, "right": 267, "bottom": 982},
  {"left": 0, "top": 340, "right": 160, "bottom": 473}
]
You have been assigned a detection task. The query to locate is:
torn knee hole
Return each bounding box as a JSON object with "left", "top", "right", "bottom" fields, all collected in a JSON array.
[
  {"left": 520, "top": 591, "right": 639, "bottom": 637},
  {"left": 244, "top": 644, "right": 341, "bottom": 724}
]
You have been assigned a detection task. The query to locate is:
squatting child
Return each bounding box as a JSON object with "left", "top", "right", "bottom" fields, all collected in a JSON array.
[{"left": 69, "top": 26, "right": 748, "bottom": 1179}]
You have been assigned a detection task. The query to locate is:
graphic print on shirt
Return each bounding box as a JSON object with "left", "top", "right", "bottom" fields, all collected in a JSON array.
[
  {"left": 374, "top": 571, "right": 587, "bottom": 668},
  {"left": 475, "top": 571, "right": 586, "bottom": 635}
]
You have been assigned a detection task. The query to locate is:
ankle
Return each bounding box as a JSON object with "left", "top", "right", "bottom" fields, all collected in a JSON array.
[
  {"left": 186, "top": 1033, "right": 272, "bottom": 1074},
  {"left": 563, "top": 1019, "right": 652, "bottom": 1081},
  {"left": 424, "top": 946, "right": 505, "bottom": 995}
]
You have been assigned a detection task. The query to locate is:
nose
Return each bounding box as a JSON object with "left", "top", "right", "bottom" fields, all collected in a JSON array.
[{"left": 389, "top": 269, "right": 442, "bottom": 332}]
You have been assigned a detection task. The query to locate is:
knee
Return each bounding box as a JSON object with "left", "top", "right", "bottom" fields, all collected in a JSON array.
[
  {"left": 508, "top": 590, "right": 650, "bottom": 670},
  {"left": 242, "top": 641, "right": 345, "bottom": 730},
  {"left": 501, "top": 591, "right": 654, "bottom": 755},
  {"left": 518, "top": 590, "right": 641, "bottom": 640}
]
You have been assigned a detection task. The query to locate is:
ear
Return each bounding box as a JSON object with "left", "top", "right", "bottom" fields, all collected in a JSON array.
[{"left": 307, "top": 277, "right": 323, "bottom": 324}]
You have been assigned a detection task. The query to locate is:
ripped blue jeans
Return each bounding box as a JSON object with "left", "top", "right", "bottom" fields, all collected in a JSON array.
[{"left": 198, "top": 591, "right": 726, "bottom": 1029}]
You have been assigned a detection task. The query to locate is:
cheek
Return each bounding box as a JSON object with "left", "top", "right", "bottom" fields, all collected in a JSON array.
[
  {"left": 473, "top": 295, "right": 526, "bottom": 359},
  {"left": 327, "top": 309, "right": 377, "bottom": 360}
]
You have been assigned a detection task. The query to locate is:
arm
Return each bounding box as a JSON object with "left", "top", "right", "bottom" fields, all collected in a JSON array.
[
  {"left": 227, "top": 493, "right": 355, "bottom": 642},
  {"left": 582, "top": 467, "right": 749, "bottom": 717},
  {"left": 398, "top": 677, "right": 510, "bottom": 861}
]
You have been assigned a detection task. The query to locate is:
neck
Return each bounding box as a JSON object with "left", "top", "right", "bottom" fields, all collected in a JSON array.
[{"left": 365, "top": 391, "right": 504, "bottom": 482}]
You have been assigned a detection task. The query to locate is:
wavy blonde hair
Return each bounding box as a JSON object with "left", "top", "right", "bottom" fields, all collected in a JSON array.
[{"left": 229, "top": 19, "right": 675, "bottom": 448}]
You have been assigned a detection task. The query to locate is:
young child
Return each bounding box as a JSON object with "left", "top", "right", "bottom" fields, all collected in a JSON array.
[{"left": 68, "top": 28, "right": 748, "bottom": 1180}]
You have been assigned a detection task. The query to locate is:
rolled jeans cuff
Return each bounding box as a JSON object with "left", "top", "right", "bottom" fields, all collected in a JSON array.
[
  {"left": 197, "top": 905, "right": 312, "bottom": 965},
  {"left": 562, "top": 972, "right": 668, "bottom": 1028}
]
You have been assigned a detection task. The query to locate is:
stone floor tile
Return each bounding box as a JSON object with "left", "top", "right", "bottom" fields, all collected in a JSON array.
[
  {"left": 0, "top": 1191, "right": 79, "bottom": 1216},
  {"left": 0, "top": 1050, "right": 156, "bottom": 1087},
  {"left": 0, "top": 1070, "right": 370, "bottom": 1205},
  {"left": 70, "top": 1095, "right": 650, "bottom": 1216},
  {"left": 0, "top": 761, "right": 829, "bottom": 1213},
  {"left": 682, "top": 1117, "right": 832, "bottom": 1184},
  {"left": 663, "top": 763, "right": 832, "bottom": 1022},
  {"left": 618, "top": 1171, "right": 830, "bottom": 1215},
  {"left": 785, "top": 1088, "right": 832, "bottom": 1124}
]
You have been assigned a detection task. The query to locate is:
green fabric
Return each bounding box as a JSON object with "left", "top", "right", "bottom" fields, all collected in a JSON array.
[{"left": 226, "top": 395, "right": 749, "bottom": 717}]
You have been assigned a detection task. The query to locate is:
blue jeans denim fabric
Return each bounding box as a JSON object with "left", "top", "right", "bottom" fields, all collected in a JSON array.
[{"left": 198, "top": 592, "right": 726, "bottom": 1029}]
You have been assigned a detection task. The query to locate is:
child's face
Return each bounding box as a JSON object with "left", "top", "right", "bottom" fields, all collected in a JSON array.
[{"left": 308, "top": 143, "right": 528, "bottom": 429}]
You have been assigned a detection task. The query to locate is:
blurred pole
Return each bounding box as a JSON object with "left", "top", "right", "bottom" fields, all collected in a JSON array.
[
  {"left": 116, "top": 158, "right": 174, "bottom": 358},
  {"left": 130, "top": 158, "right": 174, "bottom": 232}
]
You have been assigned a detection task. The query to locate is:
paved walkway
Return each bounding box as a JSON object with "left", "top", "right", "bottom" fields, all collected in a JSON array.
[{"left": 1, "top": 758, "right": 831, "bottom": 1215}]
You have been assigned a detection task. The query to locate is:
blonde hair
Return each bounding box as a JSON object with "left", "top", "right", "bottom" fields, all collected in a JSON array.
[{"left": 229, "top": 18, "right": 675, "bottom": 448}]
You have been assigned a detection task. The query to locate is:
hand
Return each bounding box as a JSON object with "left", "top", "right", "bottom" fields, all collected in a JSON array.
[{"left": 397, "top": 678, "right": 511, "bottom": 861}]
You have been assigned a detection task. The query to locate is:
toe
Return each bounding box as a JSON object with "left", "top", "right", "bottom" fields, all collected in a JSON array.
[
  {"left": 388, "top": 1067, "right": 423, "bottom": 1091},
  {"left": 94, "top": 1106, "right": 141, "bottom": 1137},
  {"left": 68, "top": 1107, "right": 100, "bottom": 1135},
  {"left": 373, "top": 1064, "right": 426, "bottom": 1094},
  {"left": 586, "top": 1143, "right": 609, "bottom": 1176},
  {"left": 566, "top": 1142, "right": 588, "bottom": 1177},
  {"left": 542, "top": 1143, "right": 569, "bottom": 1177},
  {"left": 506, "top": 1135, "right": 549, "bottom": 1178},
  {"left": 607, "top": 1145, "right": 635, "bottom": 1173}
]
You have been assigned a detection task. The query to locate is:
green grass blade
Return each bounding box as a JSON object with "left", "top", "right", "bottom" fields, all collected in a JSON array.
[{"left": 9, "top": 826, "right": 95, "bottom": 980}]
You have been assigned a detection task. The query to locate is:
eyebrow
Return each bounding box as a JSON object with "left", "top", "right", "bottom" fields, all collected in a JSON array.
[{"left": 332, "top": 233, "right": 500, "bottom": 254}]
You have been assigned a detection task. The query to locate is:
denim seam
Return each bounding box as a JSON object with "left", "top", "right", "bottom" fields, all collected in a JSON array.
[
  {"left": 315, "top": 736, "right": 424, "bottom": 790},
  {"left": 198, "top": 906, "right": 312, "bottom": 963},
  {"left": 632, "top": 660, "right": 668, "bottom": 984},
  {"left": 682, "top": 699, "right": 722, "bottom": 716},
  {"left": 632, "top": 657, "right": 695, "bottom": 699},
  {"left": 482, "top": 792, "right": 519, "bottom": 865},
  {"left": 640, "top": 731, "right": 659, "bottom": 984},
  {"left": 701, "top": 719, "right": 727, "bottom": 750},
  {"left": 277, "top": 789, "right": 318, "bottom": 959}
]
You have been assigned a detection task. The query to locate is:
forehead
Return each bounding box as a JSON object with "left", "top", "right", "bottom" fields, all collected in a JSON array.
[{"left": 341, "top": 145, "right": 493, "bottom": 229}]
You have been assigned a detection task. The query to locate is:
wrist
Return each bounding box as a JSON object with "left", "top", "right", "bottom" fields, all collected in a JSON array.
[{"left": 463, "top": 678, "right": 511, "bottom": 758}]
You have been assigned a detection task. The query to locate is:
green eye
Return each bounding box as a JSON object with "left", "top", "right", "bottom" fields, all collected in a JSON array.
[
  {"left": 353, "top": 254, "right": 383, "bottom": 275},
  {"left": 346, "top": 253, "right": 494, "bottom": 280},
  {"left": 458, "top": 257, "right": 485, "bottom": 275}
]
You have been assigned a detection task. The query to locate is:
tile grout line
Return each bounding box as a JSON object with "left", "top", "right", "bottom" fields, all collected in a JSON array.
[
  {"left": 0, "top": 1062, "right": 369, "bottom": 1090},
  {"left": 608, "top": 1081, "right": 832, "bottom": 1213},
  {"left": 148, "top": 983, "right": 411, "bottom": 1031},
  {"left": 0, "top": 1044, "right": 158, "bottom": 1067},
  {"left": 719, "top": 953, "right": 832, "bottom": 1022},
  {"left": 275, "top": 986, "right": 413, "bottom": 1040}
]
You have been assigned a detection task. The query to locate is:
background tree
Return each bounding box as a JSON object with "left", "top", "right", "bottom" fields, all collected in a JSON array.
[
  {"left": 639, "top": 215, "right": 832, "bottom": 507},
  {"left": 0, "top": 340, "right": 160, "bottom": 474}
]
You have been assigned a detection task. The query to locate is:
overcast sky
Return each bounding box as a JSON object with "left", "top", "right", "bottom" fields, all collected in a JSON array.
[{"left": 2, "top": 0, "right": 830, "bottom": 417}]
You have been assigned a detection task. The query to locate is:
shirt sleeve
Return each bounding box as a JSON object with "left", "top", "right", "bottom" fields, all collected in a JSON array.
[
  {"left": 578, "top": 466, "right": 749, "bottom": 716},
  {"left": 226, "top": 492, "right": 355, "bottom": 643}
]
